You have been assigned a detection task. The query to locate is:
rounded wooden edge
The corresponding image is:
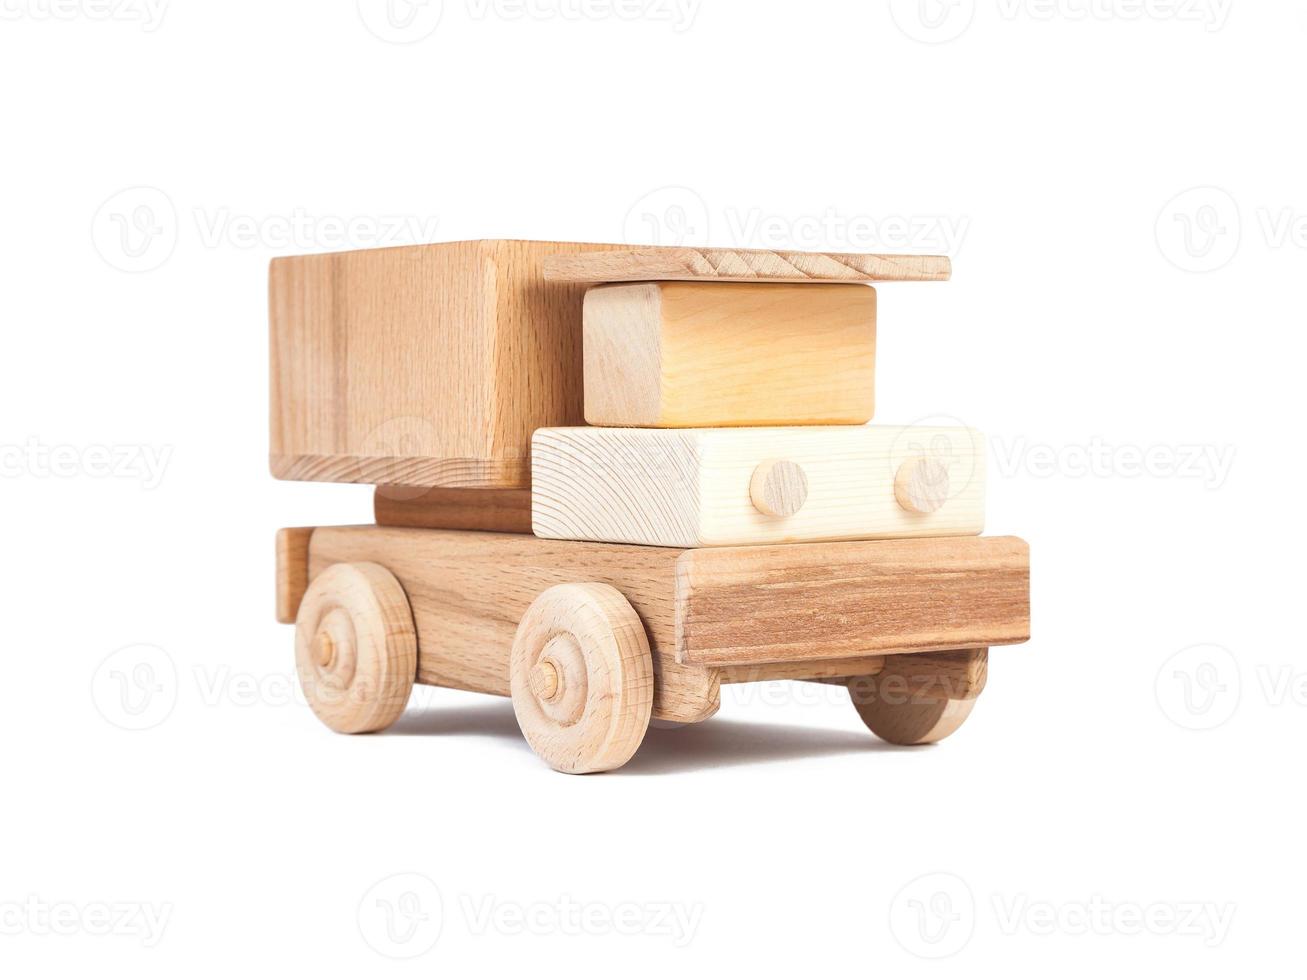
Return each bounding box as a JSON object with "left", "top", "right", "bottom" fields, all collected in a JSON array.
[
  {"left": 509, "top": 583, "right": 653, "bottom": 774},
  {"left": 847, "top": 674, "right": 976, "bottom": 746},
  {"left": 750, "top": 459, "right": 809, "bottom": 518},
  {"left": 894, "top": 456, "right": 951, "bottom": 514},
  {"left": 294, "top": 562, "right": 417, "bottom": 734}
]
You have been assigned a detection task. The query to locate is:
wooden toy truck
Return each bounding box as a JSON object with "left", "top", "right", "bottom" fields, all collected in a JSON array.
[{"left": 272, "top": 241, "right": 1030, "bottom": 773}]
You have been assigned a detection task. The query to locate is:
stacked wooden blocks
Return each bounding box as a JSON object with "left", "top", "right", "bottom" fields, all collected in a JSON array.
[
  {"left": 532, "top": 259, "right": 984, "bottom": 549},
  {"left": 271, "top": 241, "right": 1030, "bottom": 773}
]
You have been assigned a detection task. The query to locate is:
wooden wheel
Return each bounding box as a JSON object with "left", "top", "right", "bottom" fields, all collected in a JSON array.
[
  {"left": 509, "top": 584, "right": 654, "bottom": 774},
  {"left": 847, "top": 650, "right": 986, "bottom": 746},
  {"left": 294, "top": 562, "right": 417, "bottom": 734}
]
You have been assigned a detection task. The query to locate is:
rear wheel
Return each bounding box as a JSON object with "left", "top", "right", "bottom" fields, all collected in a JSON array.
[
  {"left": 848, "top": 683, "right": 976, "bottom": 745},
  {"left": 847, "top": 650, "right": 986, "bottom": 745}
]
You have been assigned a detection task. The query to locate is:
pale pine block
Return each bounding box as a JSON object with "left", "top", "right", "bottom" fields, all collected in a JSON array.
[
  {"left": 583, "top": 282, "right": 876, "bottom": 427},
  {"left": 532, "top": 425, "right": 986, "bottom": 548}
]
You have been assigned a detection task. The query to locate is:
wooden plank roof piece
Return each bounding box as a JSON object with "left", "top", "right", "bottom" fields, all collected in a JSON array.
[{"left": 543, "top": 246, "right": 951, "bottom": 284}]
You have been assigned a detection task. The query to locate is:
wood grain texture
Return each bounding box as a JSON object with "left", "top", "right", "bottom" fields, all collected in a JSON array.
[
  {"left": 374, "top": 486, "right": 533, "bottom": 533},
  {"left": 545, "top": 247, "right": 951, "bottom": 284},
  {"left": 894, "top": 456, "right": 951, "bottom": 514},
  {"left": 275, "top": 527, "right": 315, "bottom": 624},
  {"left": 509, "top": 583, "right": 653, "bottom": 773},
  {"left": 532, "top": 425, "right": 986, "bottom": 548},
  {"left": 750, "top": 459, "right": 809, "bottom": 518},
  {"left": 273, "top": 454, "right": 526, "bottom": 489},
  {"left": 583, "top": 282, "right": 876, "bottom": 427},
  {"left": 269, "top": 240, "right": 622, "bottom": 489},
  {"left": 675, "top": 537, "right": 1030, "bottom": 666},
  {"left": 307, "top": 525, "right": 720, "bottom": 724}
]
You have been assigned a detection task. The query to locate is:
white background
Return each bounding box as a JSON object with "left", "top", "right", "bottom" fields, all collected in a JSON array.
[{"left": 1, "top": 0, "right": 1302, "bottom": 975}]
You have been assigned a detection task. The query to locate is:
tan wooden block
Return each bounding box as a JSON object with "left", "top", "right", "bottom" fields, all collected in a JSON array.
[
  {"left": 532, "top": 425, "right": 985, "bottom": 548},
  {"left": 269, "top": 240, "right": 621, "bottom": 490},
  {"left": 270, "top": 241, "right": 947, "bottom": 487},
  {"left": 583, "top": 282, "right": 876, "bottom": 427},
  {"left": 274, "top": 527, "right": 314, "bottom": 624},
  {"left": 545, "top": 247, "right": 951, "bottom": 283},
  {"left": 676, "top": 537, "right": 1030, "bottom": 667},
  {"left": 374, "top": 486, "right": 533, "bottom": 533}
]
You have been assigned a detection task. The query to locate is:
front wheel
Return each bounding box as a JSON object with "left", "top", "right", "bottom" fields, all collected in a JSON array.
[{"left": 509, "top": 583, "right": 654, "bottom": 774}]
